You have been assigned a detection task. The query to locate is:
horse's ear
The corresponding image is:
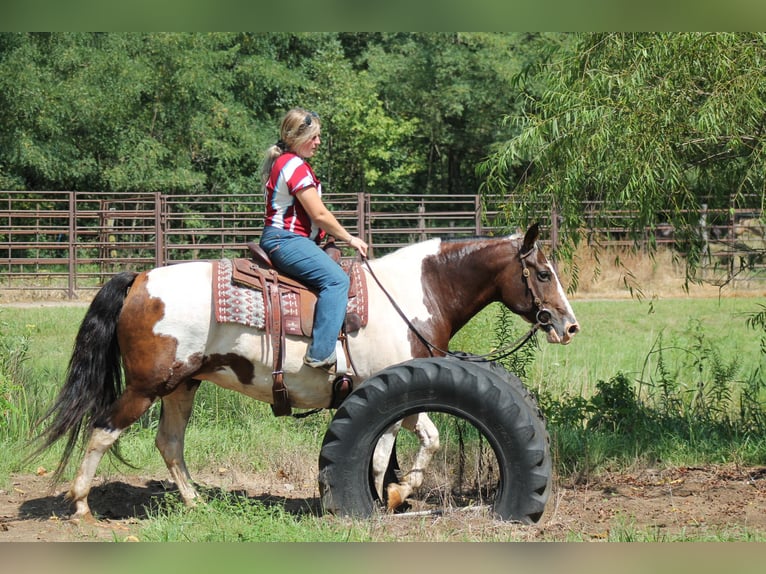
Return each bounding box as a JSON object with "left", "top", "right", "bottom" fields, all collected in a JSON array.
[{"left": 522, "top": 222, "right": 540, "bottom": 252}]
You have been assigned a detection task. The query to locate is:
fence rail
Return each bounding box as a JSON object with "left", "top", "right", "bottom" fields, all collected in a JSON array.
[{"left": 1, "top": 191, "right": 764, "bottom": 298}]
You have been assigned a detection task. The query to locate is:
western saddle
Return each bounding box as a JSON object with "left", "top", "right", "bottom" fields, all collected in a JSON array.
[{"left": 229, "top": 240, "right": 366, "bottom": 416}]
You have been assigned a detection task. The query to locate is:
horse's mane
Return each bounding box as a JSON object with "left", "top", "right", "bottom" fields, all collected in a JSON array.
[
  {"left": 440, "top": 233, "right": 522, "bottom": 243},
  {"left": 371, "top": 234, "right": 520, "bottom": 267}
]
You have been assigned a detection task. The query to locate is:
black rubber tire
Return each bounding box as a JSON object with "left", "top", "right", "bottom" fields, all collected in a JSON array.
[
  {"left": 318, "top": 356, "right": 551, "bottom": 523},
  {"left": 447, "top": 351, "right": 548, "bottom": 426}
]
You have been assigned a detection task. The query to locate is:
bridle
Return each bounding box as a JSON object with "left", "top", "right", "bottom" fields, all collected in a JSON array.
[
  {"left": 519, "top": 245, "right": 554, "bottom": 329},
  {"left": 360, "top": 241, "right": 553, "bottom": 364}
]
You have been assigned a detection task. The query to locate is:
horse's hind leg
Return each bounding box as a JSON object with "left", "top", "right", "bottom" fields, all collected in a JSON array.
[
  {"left": 68, "top": 389, "right": 153, "bottom": 520},
  {"left": 386, "top": 413, "right": 440, "bottom": 510},
  {"left": 68, "top": 427, "right": 122, "bottom": 519},
  {"left": 371, "top": 421, "right": 402, "bottom": 500},
  {"left": 155, "top": 379, "right": 201, "bottom": 506}
]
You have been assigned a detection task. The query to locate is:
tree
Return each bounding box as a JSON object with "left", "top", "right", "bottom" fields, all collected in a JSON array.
[
  {"left": 306, "top": 37, "right": 419, "bottom": 197},
  {"left": 0, "top": 32, "right": 421, "bottom": 200},
  {"left": 343, "top": 32, "right": 530, "bottom": 196},
  {"left": 481, "top": 33, "right": 766, "bottom": 283}
]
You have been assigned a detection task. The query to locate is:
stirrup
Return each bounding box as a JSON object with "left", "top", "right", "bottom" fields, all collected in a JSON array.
[{"left": 330, "top": 374, "right": 353, "bottom": 409}]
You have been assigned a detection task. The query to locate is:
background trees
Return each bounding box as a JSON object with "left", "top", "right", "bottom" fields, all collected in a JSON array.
[
  {"left": 2, "top": 32, "right": 765, "bottom": 279},
  {"left": 0, "top": 32, "right": 525, "bottom": 199},
  {"left": 481, "top": 32, "right": 766, "bottom": 278}
]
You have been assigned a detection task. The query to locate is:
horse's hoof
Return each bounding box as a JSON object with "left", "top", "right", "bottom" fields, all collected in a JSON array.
[{"left": 386, "top": 484, "right": 404, "bottom": 511}]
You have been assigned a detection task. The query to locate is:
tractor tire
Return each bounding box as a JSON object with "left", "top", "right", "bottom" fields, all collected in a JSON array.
[{"left": 318, "top": 356, "right": 551, "bottom": 523}]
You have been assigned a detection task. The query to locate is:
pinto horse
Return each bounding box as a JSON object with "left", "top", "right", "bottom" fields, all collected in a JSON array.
[{"left": 34, "top": 223, "right": 579, "bottom": 519}]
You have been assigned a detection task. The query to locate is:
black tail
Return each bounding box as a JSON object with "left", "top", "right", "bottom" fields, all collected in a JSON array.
[{"left": 31, "top": 271, "right": 138, "bottom": 481}]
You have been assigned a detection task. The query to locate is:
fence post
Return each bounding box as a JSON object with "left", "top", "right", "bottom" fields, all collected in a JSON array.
[
  {"left": 357, "top": 192, "right": 369, "bottom": 247},
  {"left": 68, "top": 192, "right": 76, "bottom": 299},
  {"left": 155, "top": 192, "right": 164, "bottom": 267},
  {"left": 474, "top": 196, "right": 482, "bottom": 235}
]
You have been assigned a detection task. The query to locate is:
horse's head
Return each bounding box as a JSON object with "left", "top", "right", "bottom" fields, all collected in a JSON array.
[
  {"left": 376, "top": 226, "right": 579, "bottom": 354},
  {"left": 501, "top": 223, "right": 580, "bottom": 345}
]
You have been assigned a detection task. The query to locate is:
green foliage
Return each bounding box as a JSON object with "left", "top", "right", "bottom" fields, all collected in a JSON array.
[
  {"left": 0, "top": 32, "right": 532, "bottom": 203},
  {"left": 307, "top": 38, "right": 420, "bottom": 195},
  {"left": 356, "top": 32, "right": 531, "bottom": 196},
  {"left": 746, "top": 302, "right": 766, "bottom": 355},
  {"left": 481, "top": 32, "right": 766, "bottom": 280},
  {"left": 4, "top": 31, "right": 766, "bottom": 287},
  {"left": 0, "top": 314, "right": 29, "bottom": 432},
  {"left": 588, "top": 374, "right": 647, "bottom": 433},
  {"left": 492, "top": 305, "right": 538, "bottom": 379},
  {"left": 538, "top": 322, "right": 766, "bottom": 478},
  {"left": 0, "top": 312, "right": 33, "bottom": 483}
]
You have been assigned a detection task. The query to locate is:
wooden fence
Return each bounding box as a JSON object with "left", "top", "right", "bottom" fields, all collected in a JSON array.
[{"left": 1, "top": 191, "right": 764, "bottom": 298}]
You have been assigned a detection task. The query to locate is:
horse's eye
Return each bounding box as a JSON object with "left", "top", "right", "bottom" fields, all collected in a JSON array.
[{"left": 537, "top": 270, "right": 551, "bottom": 281}]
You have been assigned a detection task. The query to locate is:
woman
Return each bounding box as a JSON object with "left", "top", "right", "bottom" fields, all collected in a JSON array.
[{"left": 259, "top": 108, "right": 368, "bottom": 370}]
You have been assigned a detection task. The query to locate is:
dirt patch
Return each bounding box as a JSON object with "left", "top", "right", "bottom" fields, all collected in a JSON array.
[{"left": 2, "top": 464, "right": 765, "bottom": 542}]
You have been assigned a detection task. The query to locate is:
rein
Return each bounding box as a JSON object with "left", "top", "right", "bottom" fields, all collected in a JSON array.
[
  {"left": 360, "top": 251, "right": 549, "bottom": 364},
  {"left": 295, "top": 246, "right": 546, "bottom": 418}
]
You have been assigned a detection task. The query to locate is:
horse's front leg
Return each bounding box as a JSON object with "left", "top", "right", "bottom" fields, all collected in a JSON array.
[
  {"left": 155, "top": 379, "right": 202, "bottom": 506},
  {"left": 386, "top": 413, "right": 440, "bottom": 511}
]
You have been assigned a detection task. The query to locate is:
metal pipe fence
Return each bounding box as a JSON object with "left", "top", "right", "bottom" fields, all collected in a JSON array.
[{"left": 1, "top": 191, "right": 763, "bottom": 298}]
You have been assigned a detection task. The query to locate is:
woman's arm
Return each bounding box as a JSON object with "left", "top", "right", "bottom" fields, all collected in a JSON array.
[{"left": 296, "top": 187, "right": 368, "bottom": 256}]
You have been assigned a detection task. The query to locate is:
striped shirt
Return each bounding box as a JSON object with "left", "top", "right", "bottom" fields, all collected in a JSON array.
[{"left": 263, "top": 152, "right": 323, "bottom": 241}]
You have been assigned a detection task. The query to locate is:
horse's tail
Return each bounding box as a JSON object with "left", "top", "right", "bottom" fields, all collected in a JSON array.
[{"left": 31, "top": 270, "right": 138, "bottom": 481}]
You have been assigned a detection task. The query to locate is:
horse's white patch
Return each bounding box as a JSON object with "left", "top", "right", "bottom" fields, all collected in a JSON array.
[
  {"left": 369, "top": 238, "right": 441, "bottom": 320},
  {"left": 548, "top": 261, "right": 577, "bottom": 318},
  {"left": 349, "top": 239, "right": 441, "bottom": 373},
  {"left": 146, "top": 262, "right": 214, "bottom": 361}
]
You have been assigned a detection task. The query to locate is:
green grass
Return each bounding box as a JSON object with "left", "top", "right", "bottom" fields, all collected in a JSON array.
[
  {"left": 2, "top": 295, "right": 766, "bottom": 541},
  {"left": 453, "top": 297, "right": 766, "bottom": 474},
  {"left": 139, "top": 493, "right": 367, "bottom": 542},
  {"left": 452, "top": 297, "right": 764, "bottom": 397}
]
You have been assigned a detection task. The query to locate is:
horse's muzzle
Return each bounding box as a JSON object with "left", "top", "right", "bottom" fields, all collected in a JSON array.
[{"left": 542, "top": 315, "right": 580, "bottom": 345}]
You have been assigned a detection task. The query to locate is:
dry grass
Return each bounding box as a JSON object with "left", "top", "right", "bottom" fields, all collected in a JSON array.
[{"left": 562, "top": 244, "right": 766, "bottom": 301}]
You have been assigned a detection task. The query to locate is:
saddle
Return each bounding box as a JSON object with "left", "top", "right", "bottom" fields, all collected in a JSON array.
[
  {"left": 217, "top": 241, "right": 368, "bottom": 416},
  {"left": 235, "top": 241, "right": 368, "bottom": 337}
]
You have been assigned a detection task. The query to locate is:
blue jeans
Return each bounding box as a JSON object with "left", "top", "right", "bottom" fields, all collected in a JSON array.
[{"left": 260, "top": 226, "right": 349, "bottom": 362}]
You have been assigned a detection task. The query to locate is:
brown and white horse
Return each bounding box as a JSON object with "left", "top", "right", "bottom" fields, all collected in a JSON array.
[{"left": 34, "top": 223, "right": 579, "bottom": 520}]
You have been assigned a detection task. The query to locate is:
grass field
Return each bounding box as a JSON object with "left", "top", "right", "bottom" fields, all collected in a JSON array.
[
  {"left": 453, "top": 296, "right": 765, "bottom": 398},
  {"left": 1, "top": 291, "right": 765, "bottom": 541},
  {"left": 4, "top": 294, "right": 764, "bottom": 469}
]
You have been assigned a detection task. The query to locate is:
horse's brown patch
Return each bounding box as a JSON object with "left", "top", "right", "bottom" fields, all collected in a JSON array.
[
  {"left": 415, "top": 234, "right": 578, "bottom": 356},
  {"left": 112, "top": 273, "right": 202, "bottom": 428},
  {"left": 416, "top": 238, "right": 520, "bottom": 356},
  {"left": 195, "top": 352, "right": 256, "bottom": 387}
]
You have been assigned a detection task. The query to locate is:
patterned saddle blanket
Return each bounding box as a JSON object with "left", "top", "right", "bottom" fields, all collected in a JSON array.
[{"left": 212, "top": 257, "right": 368, "bottom": 337}]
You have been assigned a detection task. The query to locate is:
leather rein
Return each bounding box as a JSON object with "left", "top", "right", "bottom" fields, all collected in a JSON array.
[{"left": 360, "top": 243, "right": 553, "bottom": 364}]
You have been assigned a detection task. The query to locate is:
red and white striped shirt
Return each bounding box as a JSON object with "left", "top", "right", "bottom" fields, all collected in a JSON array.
[{"left": 263, "top": 152, "right": 324, "bottom": 241}]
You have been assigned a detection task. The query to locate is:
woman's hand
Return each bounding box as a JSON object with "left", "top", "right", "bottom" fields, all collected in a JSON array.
[
  {"left": 348, "top": 236, "right": 368, "bottom": 257},
  {"left": 298, "top": 187, "right": 369, "bottom": 257}
]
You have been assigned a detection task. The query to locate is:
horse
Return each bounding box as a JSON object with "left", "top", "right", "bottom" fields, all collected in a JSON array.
[{"left": 33, "top": 223, "right": 579, "bottom": 520}]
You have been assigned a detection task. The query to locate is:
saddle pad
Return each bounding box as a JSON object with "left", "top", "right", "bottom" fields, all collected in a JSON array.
[
  {"left": 212, "top": 258, "right": 369, "bottom": 334},
  {"left": 344, "top": 260, "right": 368, "bottom": 328},
  {"left": 213, "top": 259, "right": 266, "bottom": 329}
]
